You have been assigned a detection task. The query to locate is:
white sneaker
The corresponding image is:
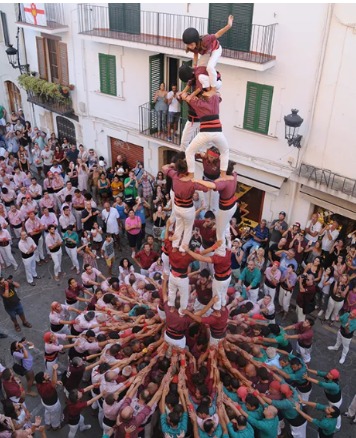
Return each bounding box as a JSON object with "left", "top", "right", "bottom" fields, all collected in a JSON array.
[
  {"left": 317, "top": 310, "right": 324, "bottom": 317},
  {"left": 80, "top": 425, "right": 91, "bottom": 431},
  {"left": 328, "top": 346, "right": 338, "bottom": 351},
  {"left": 339, "top": 356, "right": 346, "bottom": 364}
]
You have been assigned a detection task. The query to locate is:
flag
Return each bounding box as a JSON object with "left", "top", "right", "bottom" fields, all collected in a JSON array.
[{"left": 23, "top": 3, "right": 47, "bottom": 27}]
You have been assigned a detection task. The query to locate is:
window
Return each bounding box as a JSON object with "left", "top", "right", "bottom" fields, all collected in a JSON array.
[
  {"left": 108, "top": 3, "right": 140, "bottom": 34},
  {"left": 56, "top": 116, "right": 76, "bottom": 145},
  {"left": 0, "top": 11, "right": 10, "bottom": 46},
  {"left": 36, "top": 36, "right": 69, "bottom": 85},
  {"left": 208, "top": 3, "right": 254, "bottom": 52},
  {"left": 99, "top": 54, "right": 117, "bottom": 96},
  {"left": 243, "top": 82, "right": 273, "bottom": 135}
]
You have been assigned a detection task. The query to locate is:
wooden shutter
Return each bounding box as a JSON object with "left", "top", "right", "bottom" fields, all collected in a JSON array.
[
  {"left": 109, "top": 3, "right": 140, "bottom": 34},
  {"left": 36, "top": 36, "right": 48, "bottom": 80},
  {"left": 243, "top": 82, "right": 273, "bottom": 135},
  {"left": 58, "top": 42, "right": 69, "bottom": 86},
  {"left": 149, "top": 53, "right": 164, "bottom": 105},
  {"left": 99, "top": 53, "right": 117, "bottom": 96},
  {"left": 0, "top": 11, "right": 10, "bottom": 46},
  {"left": 208, "top": 3, "right": 253, "bottom": 52}
]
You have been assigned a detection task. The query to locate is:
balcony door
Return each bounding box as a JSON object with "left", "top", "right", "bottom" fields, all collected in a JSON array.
[
  {"left": 208, "top": 3, "right": 253, "bottom": 52},
  {"left": 5, "top": 81, "right": 22, "bottom": 113},
  {"left": 56, "top": 116, "right": 76, "bottom": 146},
  {"left": 108, "top": 3, "right": 140, "bottom": 35}
]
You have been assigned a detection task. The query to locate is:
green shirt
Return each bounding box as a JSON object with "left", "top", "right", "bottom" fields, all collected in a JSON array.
[
  {"left": 223, "top": 386, "right": 239, "bottom": 402},
  {"left": 239, "top": 268, "right": 261, "bottom": 289},
  {"left": 227, "top": 422, "right": 254, "bottom": 437},
  {"left": 247, "top": 415, "right": 279, "bottom": 438},
  {"left": 160, "top": 412, "right": 188, "bottom": 436},
  {"left": 271, "top": 398, "right": 298, "bottom": 420},
  {"left": 254, "top": 349, "right": 268, "bottom": 363},
  {"left": 199, "top": 423, "right": 223, "bottom": 438},
  {"left": 312, "top": 404, "right": 337, "bottom": 435},
  {"left": 62, "top": 230, "right": 80, "bottom": 246},
  {"left": 317, "top": 371, "right": 340, "bottom": 395}
]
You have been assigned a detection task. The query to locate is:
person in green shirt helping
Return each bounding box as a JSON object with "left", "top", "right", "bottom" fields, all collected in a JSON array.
[{"left": 295, "top": 400, "right": 339, "bottom": 438}]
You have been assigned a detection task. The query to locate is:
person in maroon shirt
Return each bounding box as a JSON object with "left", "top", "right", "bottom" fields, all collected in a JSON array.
[
  {"left": 284, "top": 317, "right": 315, "bottom": 364},
  {"left": 35, "top": 363, "right": 62, "bottom": 430},
  {"left": 195, "top": 160, "right": 238, "bottom": 257},
  {"left": 133, "top": 243, "right": 159, "bottom": 276},
  {"left": 181, "top": 90, "right": 229, "bottom": 178},
  {"left": 1, "top": 368, "right": 25, "bottom": 402},
  {"left": 184, "top": 302, "right": 228, "bottom": 346},
  {"left": 62, "top": 356, "right": 86, "bottom": 395},
  {"left": 196, "top": 147, "right": 221, "bottom": 213},
  {"left": 190, "top": 269, "right": 213, "bottom": 313},
  {"left": 66, "top": 385, "right": 103, "bottom": 436},
  {"left": 194, "top": 211, "right": 217, "bottom": 251},
  {"left": 65, "top": 278, "right": 93, "bottom": 310},
  {"left": 162, "top": 160, "right": 208, "bottom": 253},
  {"left": 166, "top": 237, "right": 194, "bottom": 315},
  {"left": 183, "top": 241, "right": 231, "bottom": 312}
]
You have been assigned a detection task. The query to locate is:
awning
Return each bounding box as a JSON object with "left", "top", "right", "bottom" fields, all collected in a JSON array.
[
  {"left": 235, "top": 163, "right": 286, "bottom": 194},
  {"left": 299, "top": 185, "right": 356, "bottom": 220}
]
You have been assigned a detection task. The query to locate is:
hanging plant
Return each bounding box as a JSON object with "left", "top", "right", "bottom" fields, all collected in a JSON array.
[
  {"left": 60, "top": 85, "right": 70, "bottom": 96},
  {"left": 69, "top": 84, "right": 75, "bottom": 91}
]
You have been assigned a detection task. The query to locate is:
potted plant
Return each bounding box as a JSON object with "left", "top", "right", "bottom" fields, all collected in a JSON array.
[{"left": 69, "top": 84, "right": 75, "bottom": 91}]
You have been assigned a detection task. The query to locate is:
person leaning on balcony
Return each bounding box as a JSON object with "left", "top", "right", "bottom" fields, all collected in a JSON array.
[{"left": 153, "top": 83, "right": 168, "bottom": 136}]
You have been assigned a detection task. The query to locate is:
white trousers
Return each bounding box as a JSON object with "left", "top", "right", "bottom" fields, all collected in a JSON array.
[
  {"left": 296, "top": 305, "right": 305, "bottom": 322},
  {"left": 73, "top": 209, "right": 83, "bottom": 231},
  {"left": 333, "top": 330, "right": 352, "bottom": 360},
  {"left": 22, "top": 254, "right": 37, "bottom": 284},
  {"left": 0, "top": 245, "right": 18, "bottom": 268},
  {"left": 50, "top": 248, "right": 62, "bottom": 276},
  {"left": 329, "top": 396, "right": 342, "bottom": 430},
  {"left": 215, "top": 204, "right": 237, "bottom": 255},
  {"left": 34, "top": 235, "right": 44, "bottom": 262},
  {"left": 290, "top": 421, "right": 307, "bottom": 438},
  {"left": 212, "top": 276, "right": 230, "bottom": 310},
  {"left": 203, "top": 190, "right": 220, "bottom": 214},
  {"left": 186, "top": 132, "right": 229, "bottom": 174},
  {"left": 198, "top": 74, "right": 222, "bottom": 91},
  {"left": 263, "top": 284, "right": 277, "bottom": 302},
  {"left": 65, "top": 246, "right": 80, "bottom": 271},
  {"left": 346, "top": 394, "right": 356, "bottom": 417},
  {"left": 173, "top": 204, "right": 195, "bottom": 252},
  {"left": 42, "top": 399, "right": 62, "bottom": 428},
  {"left": 325, "top": 297, "right": 344, "bottom": 321},
  {"left": 199, "top": 247, "right": 214, "bottom": 276},
  {"left": 68, "top": 415, "right": 88, "bottom": 438},
  {"left": 297, "top": 388, "right": 312, "bottom": 403},
  {"left": 180, "top": 120, "right": 200, "bottom": 151},
  {"left": 168, "top": 274, "right": 189, "bottom": 314},
  {"left": 279, "top": 287, "right": 292, "bottom": 312},
  {"left": 247, "top": 287, "right": 259, "bottom": 304},
  {"left": 194, "top": 299, "right": 213, "bottom": 316},
  {"left": 197, "top": 45, "right": 222, "bottom": 88},
  {"left": 161, "top": 252, "right": 170, "bottom": 275},
  {"left": 12, "top": 226, "right": 22, "bottom": 239},
  {"left": 164, "top": 331, "right": 186, "bottom": 349},
  {"left": 296, "top": 343, "right": 312, "bottom": 364}
]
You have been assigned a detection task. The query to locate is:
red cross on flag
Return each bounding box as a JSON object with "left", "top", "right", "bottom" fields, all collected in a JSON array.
[{"left": 23, "top": 3, "right": 47, "bottom": 26}]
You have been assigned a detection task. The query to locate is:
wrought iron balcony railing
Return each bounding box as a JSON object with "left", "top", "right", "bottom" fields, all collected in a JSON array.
[
  {"left": 27, "top": 92, "right": 74, "bottom": 117},
  {"left": 78, "top": 4, "right": 276, "bottom": 64}
]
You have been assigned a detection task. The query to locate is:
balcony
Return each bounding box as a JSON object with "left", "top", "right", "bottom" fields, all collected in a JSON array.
[
  {"left": 17, "top": 4, "right": 68, "bottom": 34},
  {"left": 78, "top": 4, "right": 277, "bottom": 69},
  {"left": 139, "top": 102, "right": 198, "bottom": 147},
  {"left": 27, "top": 92, "right": 75, "bottom": 118}
]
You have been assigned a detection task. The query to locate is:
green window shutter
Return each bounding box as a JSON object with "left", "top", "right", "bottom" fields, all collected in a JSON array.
[
  {"left": 149, "top": 53, "right": 164, "bottom": 105},
  {"left": 208, "top": 3, "right": 253, "bottom": 52},
  {"left": 243, "top": 82, "right": 273, "bottom": 135},
  {"left": 109, "top": 3, "right": 140, "bottom": 34},
  {"left": 99, "top": 53, "right": 117, "bottom": 96}
]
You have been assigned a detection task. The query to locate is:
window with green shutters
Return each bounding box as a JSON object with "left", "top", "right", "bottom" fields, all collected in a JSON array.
[
  {"left": 208, "top": 3, "right": 254, "bottom": 52},
  {"left": 108, "top": 3, "right": 140, "bottom": 35},
  {"left": 243, "top": 82, "right": 273, "bottom": 135},
  {"left": 99, "top": 53, "right": 117, "bottom": 96}
]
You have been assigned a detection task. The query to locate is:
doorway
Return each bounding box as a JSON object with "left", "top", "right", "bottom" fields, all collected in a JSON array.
[{"left": 5, "top": 81, "right": 22, "bottom": 113}]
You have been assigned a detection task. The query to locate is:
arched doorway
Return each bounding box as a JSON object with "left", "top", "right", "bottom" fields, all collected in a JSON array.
[
  {"left": 5, "top": 81, "right": 22, "bottom": 113},
  {"left": 56, "top": 116, "right": 76, "bottom": 145}
]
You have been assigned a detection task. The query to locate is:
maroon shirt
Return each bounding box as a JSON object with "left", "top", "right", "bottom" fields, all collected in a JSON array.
[
  {"left": 65, "top": 284, "right": 85, "bottom": 305},
  {"left": 188, "top": 94, "right": 221, "bottom": 118},
  {"left": 135, "top": 250, "right": 159, "bottom": 269},
  {"left": 164, "top": 302, "right": 191, "bottom": 338},
  {"left": 114, "top": 397, "right": 151, "bottom": 438},
  {"left": 294, "top": 322, "right": 314, "bottom": 347},
  {"left": 201, "top": 155, "right": 220, "bottom": 180},
  {"left": 37, "top": 381, "right": 58, "bottom": 405},
  {"left": 168, "top": 244, "right": 194, "bottom": 276},
  {"left": 190, "top": 277, "right": 212, "bottom": 305},
  {"left": 194, "top": 220, "right": 216, "bottom": 249},
  {"left": 214, "top": 173, "right": 238, "bottom": 201},
  {"left": 164, "top": 168, "right": 208, "bottom": 207},
  {"left": 2, "top": 379, "right": 22, "bottom": 399},
  {"left": 63, "top": 363, "right": 86, "bottom": 391},
  {"left": 211, "top": 250, "right": 232, "bottom": 279},
  {"left": 192, "top": 34, "right": 220, "bottom": 55},
  {"left": 201, "top": 307, "right": 228, "bottom": 338}
]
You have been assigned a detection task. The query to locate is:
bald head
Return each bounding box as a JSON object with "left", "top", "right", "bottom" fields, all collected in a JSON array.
[{"left": 120, "top": 406, "right": 134, "bottom": 421}]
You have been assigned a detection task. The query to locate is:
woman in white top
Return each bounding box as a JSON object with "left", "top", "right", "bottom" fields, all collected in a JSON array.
[{"left": 317, "top": 266, "right": 335, "bottom": 318}]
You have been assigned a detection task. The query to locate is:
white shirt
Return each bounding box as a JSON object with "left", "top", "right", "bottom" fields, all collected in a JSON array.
[
  {"left": 18, "top": 237, "right": 37, "bottom": 254},
  {"left": 305, "top": 220, "right": 322, "bottom": 243},
  {"left": 167, "top": 91, "right": 181, "bottom": 113},
  {"left": 101, "top": 207, "right": 120, "bottom": 234},
  {"left": 321, "top": 228, "right": 339, "bottom": 252}
]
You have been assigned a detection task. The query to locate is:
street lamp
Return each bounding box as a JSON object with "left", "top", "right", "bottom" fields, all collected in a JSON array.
[
  {"left": 5, "top": 44, "right": 29, "bottom": 73},
  {"left": 284, "top": 109, "right": 303, "bottom": 148}
]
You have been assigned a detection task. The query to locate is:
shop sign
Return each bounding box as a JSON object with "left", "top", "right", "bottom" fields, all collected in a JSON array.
[{"left": 298, "top": 163, "right": 356, "bottom": 197}]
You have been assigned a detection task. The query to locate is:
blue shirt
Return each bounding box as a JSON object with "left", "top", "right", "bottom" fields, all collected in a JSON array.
[
  {"left": 279, "top": 254, "right": 298, "bottom": 274},
  {"left": 135, "top": 205, "right": 146, "bottom": 224},
  {"left": 13, "top": 349, "right": 33, "bottom": 371},
  {"left": 253, "top": 225, "right": 269, "bottom": 242}
]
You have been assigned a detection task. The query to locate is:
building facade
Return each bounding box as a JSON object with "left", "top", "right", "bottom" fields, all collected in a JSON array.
[{"left": 1, "top": 3, "right": 356, "bottom": 233}]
